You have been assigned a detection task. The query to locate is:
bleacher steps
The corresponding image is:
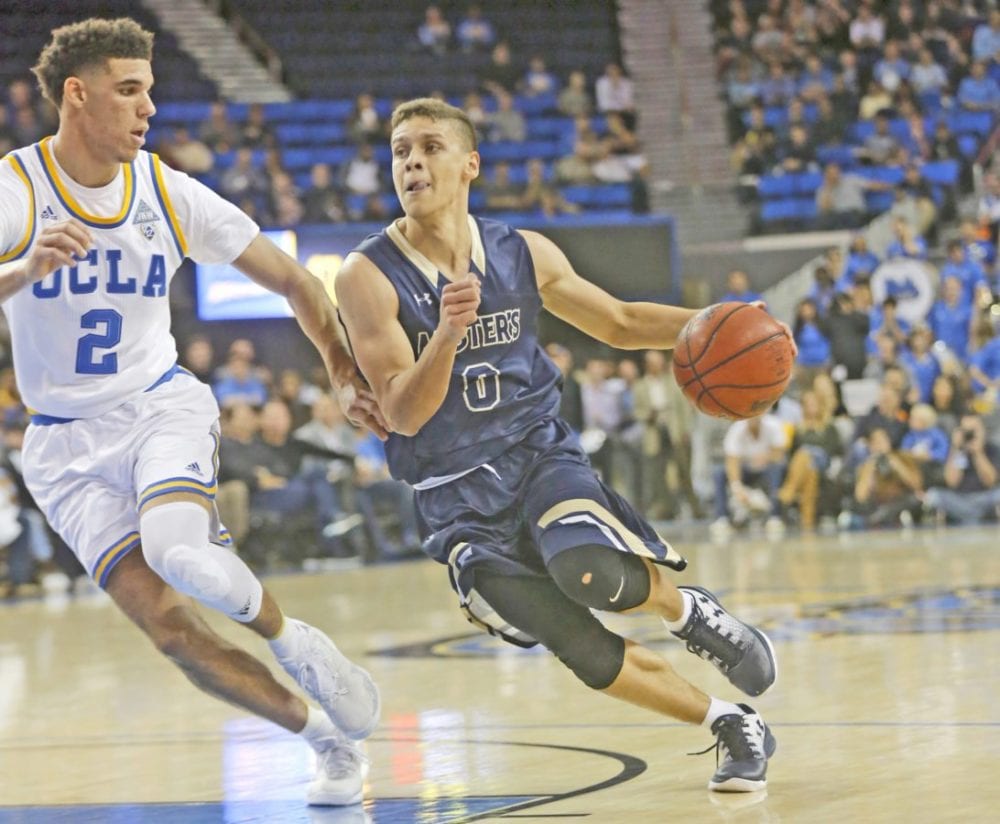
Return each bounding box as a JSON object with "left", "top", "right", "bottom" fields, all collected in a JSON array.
[{"left": 141, "top": 0, "right": 291, "bottom": 103}]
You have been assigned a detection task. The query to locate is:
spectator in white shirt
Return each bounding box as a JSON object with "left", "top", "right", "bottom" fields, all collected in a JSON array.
[{"left": 595, "top": 62, "right": 636, "bottom": 129}]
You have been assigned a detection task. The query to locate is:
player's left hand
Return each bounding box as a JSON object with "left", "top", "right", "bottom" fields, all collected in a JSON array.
[
  {"left": 750, "top": 300, "right": 798, "bottom": 357},
  {"left": 336, "top": 378, "right": 391, "bottom": 440}
]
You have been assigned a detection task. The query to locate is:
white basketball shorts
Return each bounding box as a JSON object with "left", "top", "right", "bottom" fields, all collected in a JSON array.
[{"left": 23, "top": 367, "right": 232, "bottom": 587}]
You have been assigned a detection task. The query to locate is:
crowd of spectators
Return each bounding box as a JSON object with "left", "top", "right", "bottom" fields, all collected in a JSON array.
[
  {"left": 144, "top": 5, "right": 650, "bottom": 227},
  {"left": 713, "top": 0, "right": 1000, "bottom": 233}
]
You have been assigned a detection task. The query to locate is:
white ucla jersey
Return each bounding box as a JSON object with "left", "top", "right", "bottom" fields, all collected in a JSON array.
[{"left": 0, "top": 137, "right": 258, "bottom": 418}]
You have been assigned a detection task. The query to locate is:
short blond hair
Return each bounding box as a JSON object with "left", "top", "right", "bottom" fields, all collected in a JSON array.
[
  {"left": 390, "top": 97, "right": 478, "bottom": 151},
  {"left": 33, "top": 18, "right": 153, "bottom": 107}
]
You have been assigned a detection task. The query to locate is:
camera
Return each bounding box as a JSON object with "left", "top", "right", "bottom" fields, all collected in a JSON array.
[
  {"left": 875, "top": 455, "right": 891, "bottom": 474},
  {"left": 962, "top": 428, "right": 976, "bottom": 445}
]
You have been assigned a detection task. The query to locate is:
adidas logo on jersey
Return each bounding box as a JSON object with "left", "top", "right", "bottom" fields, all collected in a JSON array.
[
  {"left": 184, "top": 461, "right": 203, "bottom": 476},
  {"left": 40, "top": 206, "right": 57, "bottom": 221}
]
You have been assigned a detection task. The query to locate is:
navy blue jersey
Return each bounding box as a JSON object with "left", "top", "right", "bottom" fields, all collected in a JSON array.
[{"left": 351, "top": 216, "right": 561, "bottom": 484}]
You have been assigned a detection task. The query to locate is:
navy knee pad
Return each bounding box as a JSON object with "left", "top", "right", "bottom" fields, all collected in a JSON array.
[{"left": 547, "top": 544, "right": 651, "bottom": 612}]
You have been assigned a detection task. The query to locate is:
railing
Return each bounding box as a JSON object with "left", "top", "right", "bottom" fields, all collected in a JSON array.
[{"left": 204, "top": 0, "right": 285, "bottom": 85}]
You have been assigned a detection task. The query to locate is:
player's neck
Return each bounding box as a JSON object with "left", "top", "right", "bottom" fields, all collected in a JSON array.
[
  {"left": 398, "top": 210, "right": 472, "bottom": 280},
  {"left": 51, "top": 129, "right": 120, "bottom": 188}
]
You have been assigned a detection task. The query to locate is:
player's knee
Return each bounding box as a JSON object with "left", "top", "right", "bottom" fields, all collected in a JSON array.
[
  {"left": 546, "top": 545, "right": 651, "bottom": 612},
  {"left": 546, "top": 621, "right": 625, "bottom": 690}
]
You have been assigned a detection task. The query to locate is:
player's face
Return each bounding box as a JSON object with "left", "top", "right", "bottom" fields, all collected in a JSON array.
[
  {"left": 75, "top": 58, "right": 155, "bottom": 163},
  {"left": 390, "top": 117, "right": 479, "bottom": 218}
]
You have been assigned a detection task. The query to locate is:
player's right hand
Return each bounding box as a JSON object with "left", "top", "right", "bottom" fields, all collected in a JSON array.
[
  {"left": 23, "top": 219, "right": 92, "bottom": 284},
  {"left": 438, "top": 271, "right": 480, "bottom": 342}
]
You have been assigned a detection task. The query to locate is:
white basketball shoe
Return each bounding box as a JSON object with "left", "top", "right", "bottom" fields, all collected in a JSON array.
[
  {"left": 308, "top": 733, "right": 370, "bottom": 806},
  {"left": 275, "top": 619, "right": 381, "bottom": 740}
]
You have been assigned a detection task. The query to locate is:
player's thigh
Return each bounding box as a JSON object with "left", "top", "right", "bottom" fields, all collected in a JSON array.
[
  {"left": 523, "top": 452, "right": 672, "bottom": 566},
  {"left": 23, "top": 423, "right": 142, "bottom": 586},
  {"left": 134, "top": 375, "right": 222, "bottom": 511}
]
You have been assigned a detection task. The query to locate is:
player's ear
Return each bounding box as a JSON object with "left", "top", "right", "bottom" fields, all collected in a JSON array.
[
  {"left": 62, "top": 76, "right": 86, "bottom": 109},
  {"left": 465, "top": 150, "right": 480, "bottom": 183}
]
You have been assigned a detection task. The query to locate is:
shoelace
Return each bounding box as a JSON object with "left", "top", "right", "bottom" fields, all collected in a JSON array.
[
  {"left": 689, "top": 714, "right": 763, "bottom": 765},
  {"left": 681, "top": 600, "right": 743, "bottom": 671},
  {"left": 298, "top": 661, "right": 348, "bottom": 699}
]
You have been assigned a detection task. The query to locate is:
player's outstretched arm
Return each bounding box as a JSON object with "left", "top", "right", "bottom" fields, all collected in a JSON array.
[
  {"left": 0, "top": 219, "right": 92, "bottom": 303},
  {"left": 521, "top": 230, "right": 697, "bottom": 350},
  {"left": 231, "top": 234, "right": 388, "bottom": 438},
  {"left": 336, "top": 252, "right": 479, "bottom": 436}
]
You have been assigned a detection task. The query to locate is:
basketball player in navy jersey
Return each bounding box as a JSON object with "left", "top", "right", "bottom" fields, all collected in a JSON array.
[
  {"left": 336, "top": 98, "right": 794, "bottom": 792},
  {"left": 0, "top": 18, "right": 384, "bottom": 805}
]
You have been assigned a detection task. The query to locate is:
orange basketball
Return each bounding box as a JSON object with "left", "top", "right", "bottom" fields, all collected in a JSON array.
[{"left": 672, "top": 302, "right": 794, "bottom": 420}]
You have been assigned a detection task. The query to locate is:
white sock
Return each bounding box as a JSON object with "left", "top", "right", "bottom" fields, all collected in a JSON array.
[
  {"left": 662, "top": 588, "right": 694, "bottom": 632},
  {"left": 267, "top": 615, "right": 301, "bottom": 659},
  {"left": 702, "top": 697, "right": 745, "bottom": 729},
  {"left": 299, "top": 704, "right": 341, "bottom": 750}
]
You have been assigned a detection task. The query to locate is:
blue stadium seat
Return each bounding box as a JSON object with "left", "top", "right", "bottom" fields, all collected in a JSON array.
[
  {"left": 758, "top": 174, "right": 796, "bottom": 199},
  {"left": 795, "top": 171, "right": 824, "bottom": 195},
  {"left": 864, "top": 190, "right": 895, "bottom": 213},
  {"left": 951, "top": 110, "right": 995, "bottom": 137},
  {"left": 561, "top": 184, "right": 631, "bottom": 208},
  {"left": 154, "top": 101, "right": 212, "bottom": 124},
  {"left": 958, "top": 134, "right": 979, "bottom": 157},
  {"left": 855, "top": 166, "right": 905, "bottom": 185},
  {"left": 816, "top": 144, "right": 857, "bottom": 167},
  {"left": 921, "top": 159, "right": 960, "bottom": 187}
]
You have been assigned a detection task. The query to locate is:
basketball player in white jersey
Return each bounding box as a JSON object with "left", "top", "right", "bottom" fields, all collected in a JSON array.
[{"left": 0, "top": 18, "right": 382, "bottom": 806}]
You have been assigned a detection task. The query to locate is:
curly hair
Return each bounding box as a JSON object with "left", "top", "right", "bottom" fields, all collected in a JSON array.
[
  {"left": 32, "top": 18, "right": 153, "bottom": 107},
  {"left": 390, "top": 97, "right": 478, "bottom": 151}
]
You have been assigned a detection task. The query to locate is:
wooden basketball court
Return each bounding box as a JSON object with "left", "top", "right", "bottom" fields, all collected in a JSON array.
[{"left": 1, "top": 525, "right": 997, "bottom": 822}]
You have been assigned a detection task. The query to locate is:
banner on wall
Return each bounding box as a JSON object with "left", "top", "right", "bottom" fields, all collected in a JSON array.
[{"left": 194, "top": 216, "right": 677, "bottom": 322}]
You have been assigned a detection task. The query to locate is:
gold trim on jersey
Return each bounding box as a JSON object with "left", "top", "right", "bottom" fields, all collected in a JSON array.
[
  {"left": 150, "top": 153, "right": 189, "bottom": 257},
  {"left": 0, "top": 154, "right": 36, "bottom": 263},
  {"left": 38, "top": 136, "right": 135, "bottom": 227},
  {"left": 536, "top": 498, "right": 656, "bottom": 558},
  {"left": 385, "top": 214, "right": 487, "bottom": 288}
]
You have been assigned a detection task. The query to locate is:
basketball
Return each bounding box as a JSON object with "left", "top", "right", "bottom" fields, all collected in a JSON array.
[{"left": 672, "top": 302, "right": 793, "bottom": 420}]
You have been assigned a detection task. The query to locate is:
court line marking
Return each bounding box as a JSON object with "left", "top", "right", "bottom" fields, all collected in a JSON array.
[{"left": 1, "top": 720, "right": 997, "bottom": 753}]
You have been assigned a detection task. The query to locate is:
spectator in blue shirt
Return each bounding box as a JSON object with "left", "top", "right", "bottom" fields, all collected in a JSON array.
[
  {"left": 873, "top": 41, "right": 911, "bottom": 93},
  {"left": 808, "top": 265, "right": 838, "bottom": 315},
  {"left": 940, "top": 238, "right": 988, "bottom": 308},
  {"left": 960, "top": 218, "right": 997, "bottom": 276},
  {"left": 910, "top": 48, "right": 950, "bottom": 96},
  {"left": 867, "top": 296, "right": 911, "bottom": 356},
  {"left": 455, "top": 4, "right": 496, "bottom": 52},
  {"left": 885, "top": 217, "right": 928, "bottom": 261},
  {"left": 841, "top": 234, "right": 881, "bottom": 288},
  {"left": 901, "top": 325, "right": 941, "bottom": 403},
  {"left": 968, "top": 331, "right": 1000, "bottom": 396},
  {"left": 797, "top": 54, "right": 835, "bottom": 101},
  {"left": 957, "top": 61, "right": 1000, "bottom": 112},
  {"left": 794, "top": 298, "right": 832, "bottom": 369},
  {"left": 760, "top": 63, "right": 797, "bottom": 107},
  {"left": 971, "top": 10, "right": 1000, "bottom": 63},
  {"left": 901, "top": 403, "right": 950, "bottom": 465},
  {"left": 720, "top": 268, "right": 764, "bottom": 303},
  {"left": 214, "top": 353, "right": 269, "bottom": 409},
  {"left": 930, "top": 277, "right": 974, "bottom": 361}
]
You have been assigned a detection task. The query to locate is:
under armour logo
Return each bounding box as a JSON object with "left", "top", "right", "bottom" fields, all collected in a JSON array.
[
  {"left": 185, "top": 461, "right": 203, "bottom": 476},
  {"left": 414, "top": 292, "right": 434, "bottom": 306}
]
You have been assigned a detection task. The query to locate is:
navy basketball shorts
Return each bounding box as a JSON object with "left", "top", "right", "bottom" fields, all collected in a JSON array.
[{"left": 416, "top": 419, "right": 685, "bottom": 643}]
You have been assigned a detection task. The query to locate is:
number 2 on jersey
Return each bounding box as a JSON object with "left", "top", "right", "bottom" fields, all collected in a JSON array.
[{"left": 76, "top": 309, "right": 122, "bottom": 374}]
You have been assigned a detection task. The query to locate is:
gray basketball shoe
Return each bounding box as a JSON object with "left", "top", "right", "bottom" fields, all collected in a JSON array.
[
  {"left": 696, "top": 704, "right": 776, "bottom": 792},
  {"left": 669, "top": 586, "right": 777, "bottom": 696}
]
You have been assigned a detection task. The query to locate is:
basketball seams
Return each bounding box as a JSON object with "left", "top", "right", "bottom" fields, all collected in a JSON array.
[
  {"left": 678, "top": 332, "right": 787, "bottom": 390},
  {"left": 675, "top": 303, "right": 753, "bottom": 368}
]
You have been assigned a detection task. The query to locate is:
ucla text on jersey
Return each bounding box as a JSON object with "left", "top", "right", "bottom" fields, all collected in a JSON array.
[{"left": 0, "top": 138, "right": 188, "bottom": 418}]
